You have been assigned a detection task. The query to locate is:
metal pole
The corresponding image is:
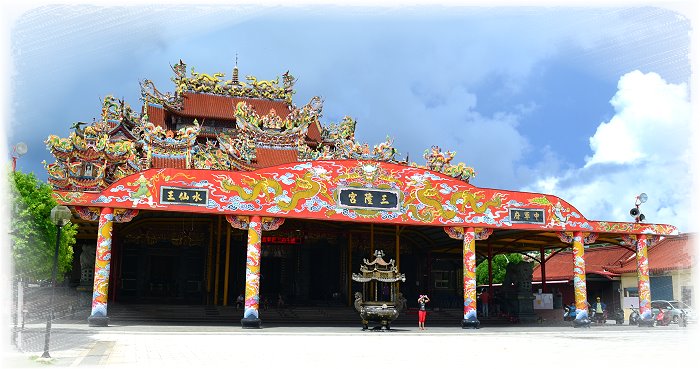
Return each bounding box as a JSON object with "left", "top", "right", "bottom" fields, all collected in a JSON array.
[
  {"left": 540, "top": 245, "right": 547, "bottom": 293},
  {"left": 16, "top": 277, "right": 23, "bottom": 351},
  {"left": 41, "top": 224, "right": 62, "bottom": 358}
]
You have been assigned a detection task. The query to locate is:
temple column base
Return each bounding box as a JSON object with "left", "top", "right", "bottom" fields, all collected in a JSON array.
[
  {"left": 573, "top": 318, "right": 590, "bottom": 328},
  {"left": 461, "top": 319, "right": 480, "bottom": 329},
  {"left": 88, "top": 315, "right": 109, "bottom": 327},
  {"left": 638, "top": 318, "right": 655, "bottom": 327},
  {"left": 241, "top": 317, "right": 261, "bottom": 329}
]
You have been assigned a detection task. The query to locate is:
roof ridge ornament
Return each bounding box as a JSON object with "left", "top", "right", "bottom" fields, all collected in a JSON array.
[
  {"left": 141, "top": 59, "right": 297, "bottom": 105},
  {"left": 410, "top": 145, "right": 476, "bottom": 183}
]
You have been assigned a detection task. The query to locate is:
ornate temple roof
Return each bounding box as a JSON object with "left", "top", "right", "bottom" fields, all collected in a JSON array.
[
  {"left": 44, "top": 59, "right": 476, "bottom": 193},
  {"left": 156, "top": 93, "right": 292, "bottom": 122}
]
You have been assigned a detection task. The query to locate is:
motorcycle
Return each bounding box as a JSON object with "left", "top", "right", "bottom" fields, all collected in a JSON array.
[
  {"left": 629, "top": 306, "right": 640, "bottom": 325},
  {"left": 613, "top": 308, "right": 625, "bottom": 325},
  {"left": 654, "top": 308, "right": 671, "bottom": 326}
]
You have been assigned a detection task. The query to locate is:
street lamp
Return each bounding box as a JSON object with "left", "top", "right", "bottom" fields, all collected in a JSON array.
[
  {"left": 12, "top": 142, "right": 28, "bottom": 172},
  {"left": 629, "top": 193, "right": 647, "bottom": 223},
  {"left": 41, "top": 205, "right": 72, "bottom": 359}
]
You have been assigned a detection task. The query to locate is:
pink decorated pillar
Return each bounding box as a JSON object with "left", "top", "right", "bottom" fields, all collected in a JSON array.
[
  {"left": 462, "top": 227, "right": 479, "bottom": 328},
  {"left": 571, "top": 231, "right": 590, "bottom": 327},
  {"left": 242, "top": 215, "right": 263, "bottom": 328},
  {"left": 88, "top": 208, "right": 113, "bottom": 326},
  {"left": 636, "top": 234, "right": 654, "bottom": 326}
]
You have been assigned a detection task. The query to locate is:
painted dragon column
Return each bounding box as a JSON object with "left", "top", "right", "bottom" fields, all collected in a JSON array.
[
  {"left": 462, "top": 227, "right": 479, "bottom": 328},
  {"left": 636, "top": 234, "right": 654, "bottom": 326},
  {"left": 571, "top": 231, "right": 591, "bottom": 328},
  {"left": 88, "top": 208, "right": 114, "bottom": 327},
  {"left": 242, "top": 215, "right": 263, "bottom": 328}
]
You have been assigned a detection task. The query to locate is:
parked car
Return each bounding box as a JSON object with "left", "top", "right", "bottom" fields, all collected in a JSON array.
[{"left": 651, "top": 300, "right": 695, "bottom": 324}]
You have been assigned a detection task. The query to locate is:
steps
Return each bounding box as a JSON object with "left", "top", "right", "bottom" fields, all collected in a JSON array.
[{"left": 100, "top": 304, "right": 515, "bottom": 327}]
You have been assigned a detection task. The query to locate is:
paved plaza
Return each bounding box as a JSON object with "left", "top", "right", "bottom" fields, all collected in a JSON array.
[{"left": 4, "top": 322, "right": 700, "bottom": 368}]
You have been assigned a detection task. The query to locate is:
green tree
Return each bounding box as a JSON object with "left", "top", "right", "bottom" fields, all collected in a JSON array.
[
  {"left": 475, "top": 253, "right": 523, "bottom": 286},
  {"left": 10, "top": 171, "right": 77, "bottom": 281}
]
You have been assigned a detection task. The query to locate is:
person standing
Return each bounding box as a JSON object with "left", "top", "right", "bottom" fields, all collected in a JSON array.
[
  {"left": 417, "top": 294, "right": 430, "bottom": 330},
  {"left": 480, "top": 289, "right": 490, "bottom": 317},
  {"left": 592, "top": 297, "right": 606, "bottom": 323},
  {"left": 236, "top": 293, "right": 245, "bottom": 310}
]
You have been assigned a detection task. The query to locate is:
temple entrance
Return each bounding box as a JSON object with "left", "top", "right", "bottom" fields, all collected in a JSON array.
[
  {"left": 257, "top": 238, "right": 343, "bottom": 307},
  {"left": 117, "top": 244, "right": 206, "bottom": 304},
  {"left": 110, "top": 214, "right": 465, "bottom": 313},
  {"left": 114, "top": 213, "right": 210, "bottom": 304}
]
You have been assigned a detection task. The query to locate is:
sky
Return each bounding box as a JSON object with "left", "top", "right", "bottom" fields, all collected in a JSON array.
[{"left": 2, "top": 0, "right": 697, "bottom": 233}]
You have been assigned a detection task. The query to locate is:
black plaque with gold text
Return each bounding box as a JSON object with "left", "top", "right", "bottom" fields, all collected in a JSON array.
[
  {"left": 509, "top": 208, "right": 546, "bottom": 224},
  {"left": 337, "top": 187, "right": 400, "bottom": 211},
  {"left": 160, "top": 186, "right": 209, "bottom": 206}
]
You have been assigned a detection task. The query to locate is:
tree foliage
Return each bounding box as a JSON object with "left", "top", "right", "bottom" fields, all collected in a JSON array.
[
  {"left": 10, "top": 171, "right": 77, "bottom": 281},
  {"left": 475, "top": 253, "right": 523, "bottom": 286}
]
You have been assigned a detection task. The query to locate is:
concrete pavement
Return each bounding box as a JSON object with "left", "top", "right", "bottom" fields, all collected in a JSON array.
[{"left": 4, "top": 321, "right": 700, "bottom": 368}]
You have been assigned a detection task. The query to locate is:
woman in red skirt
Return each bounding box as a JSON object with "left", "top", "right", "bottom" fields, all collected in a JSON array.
[{"left": 418, "top": 295, "right": 430, "bottom": 330}]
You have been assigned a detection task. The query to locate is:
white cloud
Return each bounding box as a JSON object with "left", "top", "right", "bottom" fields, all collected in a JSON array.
[
  {"left": 524, "top": 70, "right": 693, "bottom": 232},
  {"left": 586, "top": 70, "right": 691, "bottom": 166}
]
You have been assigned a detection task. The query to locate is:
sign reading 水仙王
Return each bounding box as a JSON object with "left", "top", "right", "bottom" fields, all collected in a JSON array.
[
  {"left": 337, "top": 187, "right": 400, "bottom": 211},
  {"left": 160, "top": 186, "right": 208, "bottom": 206}
]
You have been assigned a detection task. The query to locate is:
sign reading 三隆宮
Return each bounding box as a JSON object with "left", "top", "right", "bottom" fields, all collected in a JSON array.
[
  {"left": 160, "top": 186, "right": 208, "bottom": 206},
  {"left": 337, "top": 187, "right": 400, "bottom": 211},
  {"left": 509, "top": 208, "right": 545, "bottom": 225}
]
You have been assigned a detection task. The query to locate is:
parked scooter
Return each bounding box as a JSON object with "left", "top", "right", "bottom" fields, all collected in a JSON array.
[
  {"left": 613, "top": 308, "right": 625, "bottom": 325},
  {"left": 629, "top": 306, "right": 640, "bottom": 325},
  {"left": 655, "top": 308, "right": 671, "bottom": 326}
]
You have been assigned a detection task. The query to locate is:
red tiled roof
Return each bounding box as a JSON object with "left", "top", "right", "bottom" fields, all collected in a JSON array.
[
  {"left": 147, "top": 105, "right": 166, "bottom": 128},
  {"left": 307, "top": 121, "right": 322, "bottom": 143},
  {"left": 533, "top": 234, "right": 696, "bottom": 280},
  {"left": 610, "top": 234, "right": 695, "bottom": 274},
  {"left": 151, "top": 157, "right": 187, "bottom": 169},
  {"left": 178, "top": 93, "right": 291, "bottom": 121},
  {"left": 254, "top": 147, "right": 299, "bottom": 168},
  {"left": 532, "top": 246, "right": 633, "bottom": 281}
]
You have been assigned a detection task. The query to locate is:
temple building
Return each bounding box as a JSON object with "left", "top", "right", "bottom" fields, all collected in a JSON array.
[{"left": 44, "top": 60, "right": 679, "bottom": 328}]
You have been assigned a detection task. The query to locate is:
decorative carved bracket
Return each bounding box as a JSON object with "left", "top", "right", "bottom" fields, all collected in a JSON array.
[
  {"left": 225, "top": 215, "right": 285, "bottom": 231},
  {"left": 621, "top": 234, "right": 661, "bottom": 246},
  {"left": 444, "top": 227, "right": 492, "bottom": 241},
  {"left": 556, "top": 231, "right": 599, "bottom": 245},
  {"left": 74, "top": 206, "right": 138, "bottom": 223}
]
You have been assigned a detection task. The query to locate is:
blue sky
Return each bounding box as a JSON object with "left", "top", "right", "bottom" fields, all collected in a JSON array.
[{"left": 3, "top": 2, "right": 696, "bottom": 232}]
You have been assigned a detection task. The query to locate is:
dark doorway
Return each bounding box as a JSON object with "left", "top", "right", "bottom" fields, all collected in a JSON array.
[{"left": 117, "top": 245, "right": 205, "bottom": 304}]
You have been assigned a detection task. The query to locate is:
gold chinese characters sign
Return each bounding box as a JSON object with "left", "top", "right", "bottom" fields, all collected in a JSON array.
[
  {"left": 337, "top": 187, "right": 400, "bottom": 211},
  {"left": 509, "top": 208, "right": 545, "bottom": 225},
  {"left": 160, "top": 186, "right": 208, "bottom": 206}
]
